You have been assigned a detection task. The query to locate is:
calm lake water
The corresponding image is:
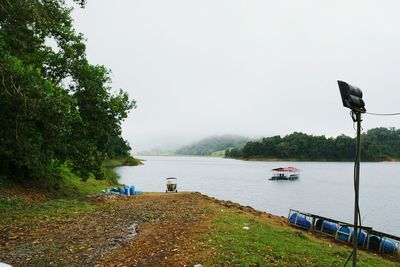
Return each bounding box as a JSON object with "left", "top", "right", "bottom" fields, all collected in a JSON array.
[{"left": 115, "top": 156, "right": 400, "bottom": 236}]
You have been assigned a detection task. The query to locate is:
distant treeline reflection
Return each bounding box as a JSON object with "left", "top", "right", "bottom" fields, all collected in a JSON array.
[{"left": 225, "top": 127, "right": 400, "bottom": 161}]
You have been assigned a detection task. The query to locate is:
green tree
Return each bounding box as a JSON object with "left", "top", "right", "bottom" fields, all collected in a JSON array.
[
  {"left": 228, "top": 128, "right": 400, "bottom": 161},
  {"left": 0, "top": 0, "right": 135, "bottom": 181}
]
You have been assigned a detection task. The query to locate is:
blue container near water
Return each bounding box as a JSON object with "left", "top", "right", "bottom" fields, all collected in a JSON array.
[
  {"left": 351, "top": 230, "right": 366, "bottom": 247},
  {"left": 289, "top": 213, "right": 311, "bottom": 229},
  {"left": 322, "top": 221, "right": 338, "bottom": 235},
  {"left": 337, "top": 226, "right": 351, "bottom": 242},
  {"left": 315, "top": 219, "right": 337, "bottom": 235},
  {"left": 381, "top": 238, "right": 397, "bottom": 254},
  {"left": 119, "top": 187, "right": 125, "bottom": 195},
  {"left": 130, "top": 185, "right": 135, "bottom": 195}
]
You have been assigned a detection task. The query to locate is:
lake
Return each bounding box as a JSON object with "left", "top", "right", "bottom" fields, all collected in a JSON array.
[{"left": 115, "top": 156, "right": 400, "bottom": 236}]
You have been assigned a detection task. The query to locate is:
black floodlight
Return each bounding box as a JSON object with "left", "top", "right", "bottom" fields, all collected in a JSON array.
[
  {"left": 338, "top": 80, "right": 366, "bottom": 113},
  {"left": 337, "top": 80, "right": 366, "bottom": 267}
]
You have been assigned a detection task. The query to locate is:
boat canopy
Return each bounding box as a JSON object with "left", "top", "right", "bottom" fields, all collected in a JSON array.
[{"left": 271, "top": 167, "right": 299, "bottom": 172}]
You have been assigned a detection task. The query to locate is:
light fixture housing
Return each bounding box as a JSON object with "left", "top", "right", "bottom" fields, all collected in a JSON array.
[{"left": 338, "top": 80, "right": 366, "bottom": 113}]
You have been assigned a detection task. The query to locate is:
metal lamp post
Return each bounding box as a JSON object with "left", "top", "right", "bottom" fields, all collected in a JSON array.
[{"left": 337, "top": 80, "right": 366, "bottom": 267}]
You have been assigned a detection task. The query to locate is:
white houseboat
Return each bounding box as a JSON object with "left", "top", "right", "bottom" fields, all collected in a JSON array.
[{"left": 269, "top": 167, "right": 300, "bottom": 180}]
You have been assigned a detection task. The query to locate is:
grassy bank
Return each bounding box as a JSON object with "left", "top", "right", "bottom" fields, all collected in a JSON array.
[
  {"left": 103, "top": 156, "right": 143, "bottom": 168},
  {"left": 0, "top": 173, "right": 116, "bottom": 229},
  {"left": 0, "top": 155, "right": 145, "bottom": 220},
  {"left": 201, "top": 207, "right": 397, "bottom": 266},
  {"left": 0, "top": 156, "right": 128, "bottom": 227}
]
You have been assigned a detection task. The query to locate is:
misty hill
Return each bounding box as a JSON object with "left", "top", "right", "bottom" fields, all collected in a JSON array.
[
  {"left": 225, "top": 127, "right": 400, "bottom": 161},
  {"left": 176, "top": 135, "right": 251, "bottom": 156}
]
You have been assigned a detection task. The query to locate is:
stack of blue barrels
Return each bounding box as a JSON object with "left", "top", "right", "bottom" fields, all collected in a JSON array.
[
  {"left": 104, "top": 185, "right": 142, "bottom": 196},
  {"left": 336, "top": 226, "right": 398, "bottom": 255},
  {"left": 288, "top": 210, "right": 400, "bottom": 257},
  {"left": 366, "top": 235, "right": 397, "bottom": 255}
]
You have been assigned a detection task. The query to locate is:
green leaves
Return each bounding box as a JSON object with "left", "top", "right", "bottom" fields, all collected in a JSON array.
[{"left": 0, "top": 0, "right": 135, "bottom": 181}]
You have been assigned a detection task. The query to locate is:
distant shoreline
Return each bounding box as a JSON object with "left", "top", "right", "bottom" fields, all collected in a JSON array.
[{"left": 229, "top": 156, "right": 399, "bottom": 163}]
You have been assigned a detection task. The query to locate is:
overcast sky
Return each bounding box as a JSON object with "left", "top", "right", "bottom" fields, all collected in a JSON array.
[{"left": 71, "top": 0, "right": 400, "bottom": 152}]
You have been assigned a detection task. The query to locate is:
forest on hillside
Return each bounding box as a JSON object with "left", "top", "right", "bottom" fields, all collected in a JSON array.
[
  {"left": 176, "top": 135, "right": 250, "bottom": 156},
  {"left": 225, "top": 127, "right": 400, "bottom": 161},
  {"left": 0, "top": 1, "right": 134, "bottom": 181}
]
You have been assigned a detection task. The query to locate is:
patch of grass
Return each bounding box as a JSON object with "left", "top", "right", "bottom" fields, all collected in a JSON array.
[
  {"left": 210, "top": 149, "right": 228, "bottom": 157},
  {"left": 0, "top": 198, "right": 97, "bottom": 226},
  {"left": 54, "top": 160, "right": 122, "bottom": 198},
  {"left": 204, "top": 210, "right": 398, "bottom": 266},
  {"left": 0, "top": 165, "right": 116, "bottom": 226},
  {"left": 61, "top": 172, "right": 117, "bottom": 197},
  {"left": 0, "top": 197, "right": 24, "bottom": 212},
  {"left": 103, "top": 156, "right": 143, "bottom": 168}
]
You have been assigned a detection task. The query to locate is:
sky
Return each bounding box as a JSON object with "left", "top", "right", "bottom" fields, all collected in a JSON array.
[{"left": 71, "top": 0, "right": 400, "bottom": 152}]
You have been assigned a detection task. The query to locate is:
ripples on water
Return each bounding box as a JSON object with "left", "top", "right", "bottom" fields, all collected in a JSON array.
[{"left": 115, "top": 156, "right": 400, "bottom": 236}]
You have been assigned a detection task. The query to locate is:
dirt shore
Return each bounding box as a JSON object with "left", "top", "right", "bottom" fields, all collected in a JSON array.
[
  {"left": 1, "top": 192, "right": 398, "bottom": 267},
  {"left": 0, "top": 192, "right": 246, "bottom": 266}
]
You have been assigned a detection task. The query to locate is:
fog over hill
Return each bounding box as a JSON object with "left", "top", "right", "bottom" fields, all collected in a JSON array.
[
  {"left": 136, "top": 135, "right": 252, "bottom": 156},
  {"left": 175, "top": 135, "right": 252, "bottom": 156}
]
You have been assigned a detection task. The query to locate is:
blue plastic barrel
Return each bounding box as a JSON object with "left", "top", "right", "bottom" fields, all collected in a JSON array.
[
  {"left": 337, "top": 226, "right": 351, "bottom": 242},
  {"left": 322, "top": 221, "right": 338, "bottom": 235},
  {"left": 381, "top": 238, "right": 397, "bottom": 254},
  {"left": 314, "top": 219, "right": 337, "bottom": 235},
  {"left": 289, "top": 213, "right": 311, "bottom": 229},
  {"left": 119, "top": 188, "right": 125, "bottom": 195},
  {"left": 130, "top": 185, "right": 135, "bottom": 195},
  {"left": 350, "top": 230, "right": 366, "bottom": 247}
]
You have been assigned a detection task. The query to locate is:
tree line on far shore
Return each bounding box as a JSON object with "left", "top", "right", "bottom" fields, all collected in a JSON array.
[
  {"left": 0, "top": 1, "right": 134, "bottom": 182},
  {"left": 225, "top": 127, "right": 400, "bottom": 161}
]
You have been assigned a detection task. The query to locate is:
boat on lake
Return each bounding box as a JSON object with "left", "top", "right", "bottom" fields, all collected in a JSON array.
[
  {"left": 166, "top": 177, "right": 178, "bottom": 193},
  {"left": 270, "top": 167, "right": 300, "bottom": 180}
]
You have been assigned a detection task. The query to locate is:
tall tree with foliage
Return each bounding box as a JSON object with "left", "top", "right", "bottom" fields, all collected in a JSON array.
[{"left": 0, "top": 0, "right": 135, "bottom": 181}]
